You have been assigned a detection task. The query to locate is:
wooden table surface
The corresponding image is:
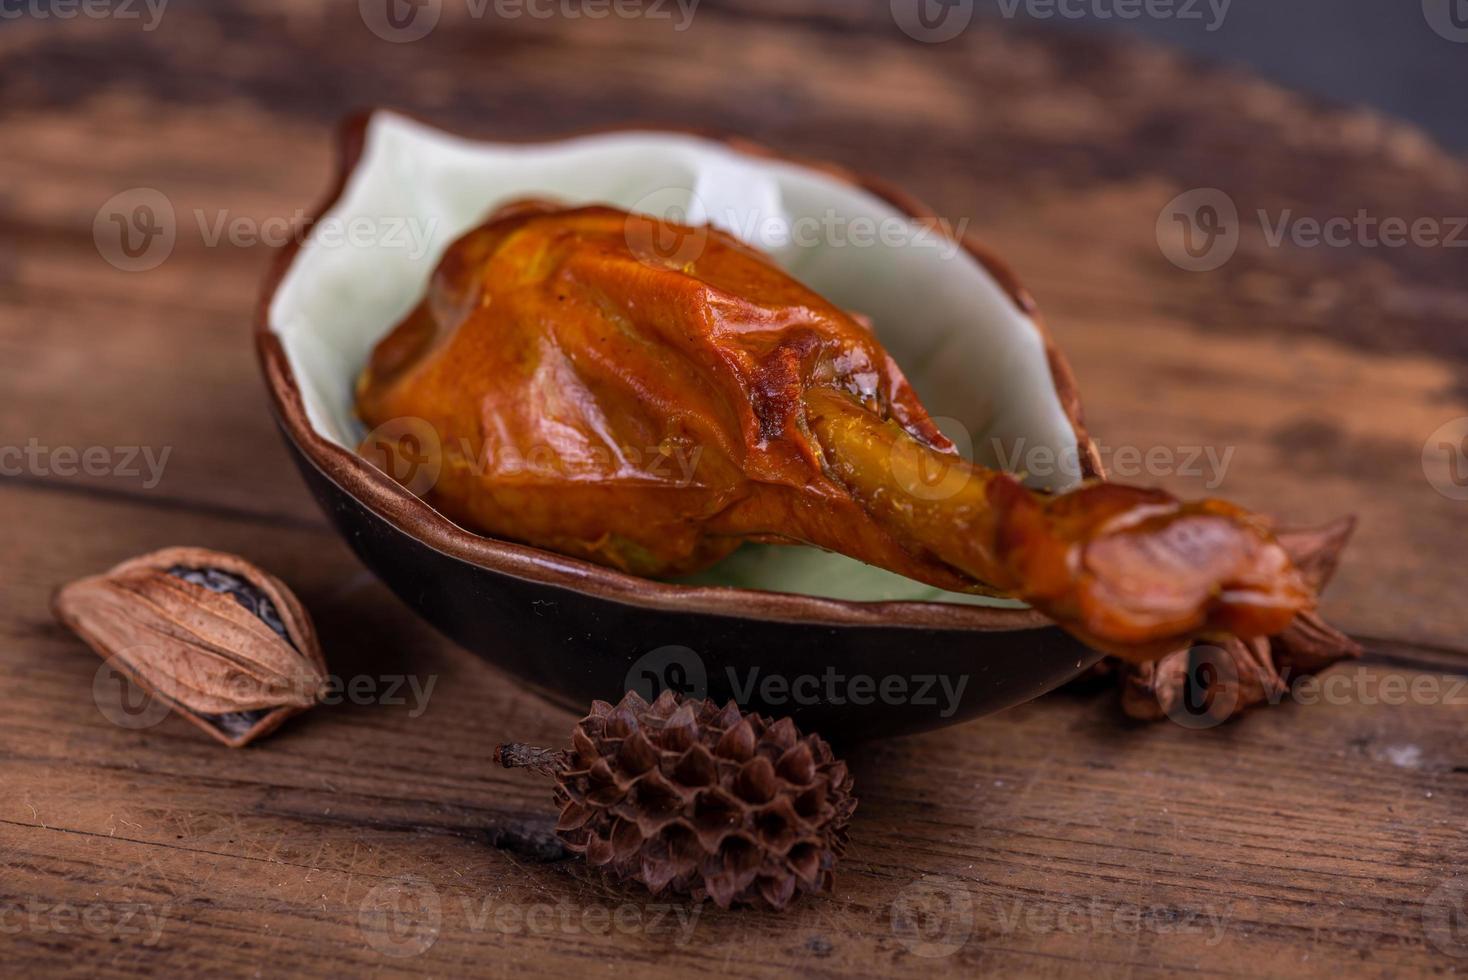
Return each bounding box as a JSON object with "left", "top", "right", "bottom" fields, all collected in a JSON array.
[{"left": 5, "top": 2, "right": 1467, "bottom": 976}]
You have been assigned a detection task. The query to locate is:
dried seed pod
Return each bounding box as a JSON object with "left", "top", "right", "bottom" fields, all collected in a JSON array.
[
  {"left": 1119, "top": 517, "right": 1362, "bottom": 724},
  {"left": 496, "top": 690, "right": 857, "bottom": 911},
  {"left": 52, "top": 546, "right": 328, "bottom": 747}
]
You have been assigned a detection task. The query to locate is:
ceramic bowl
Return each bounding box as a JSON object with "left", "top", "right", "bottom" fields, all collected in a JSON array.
[{"left": 255, "top": 110, "right": 1106, "bottom": 739}]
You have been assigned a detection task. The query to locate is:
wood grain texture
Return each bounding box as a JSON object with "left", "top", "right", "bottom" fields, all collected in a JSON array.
[{"left": 3, "top": 1, "right": 1467, "bottom": 976}]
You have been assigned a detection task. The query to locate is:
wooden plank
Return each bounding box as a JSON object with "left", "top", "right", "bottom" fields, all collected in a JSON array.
[
  {"left": 4, "top": 1, "right": 1468, "bottom": 975},
  {"left": 4, "top": 99, "right": 1465, "bottom": 645},
  {"left": 4, "top": 484, "right": 1467, "bottom": 976}
]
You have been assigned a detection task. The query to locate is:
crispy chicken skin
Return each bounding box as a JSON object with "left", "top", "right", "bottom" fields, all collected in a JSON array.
[{"left": 357, "top": 201, "right": 1312, "bottom": 661}]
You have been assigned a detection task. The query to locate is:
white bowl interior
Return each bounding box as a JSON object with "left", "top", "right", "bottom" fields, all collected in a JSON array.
[{"left": 269, "top": 112, "right": 1083, "bottom": 608}]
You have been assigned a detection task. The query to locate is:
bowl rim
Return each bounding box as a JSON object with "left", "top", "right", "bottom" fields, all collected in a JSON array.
[{"left": 254, "top": 109, "right": 1104, "bottom": 632}]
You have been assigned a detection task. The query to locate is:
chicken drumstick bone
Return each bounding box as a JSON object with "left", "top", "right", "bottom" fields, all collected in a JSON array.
[{"left": 356, "top": 202, "right": 1311, "bottom": 662}]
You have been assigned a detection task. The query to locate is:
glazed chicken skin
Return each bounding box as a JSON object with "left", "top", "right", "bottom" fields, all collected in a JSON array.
[{"left": 356, "top": 201, "right": 1312, "bottom": 662}]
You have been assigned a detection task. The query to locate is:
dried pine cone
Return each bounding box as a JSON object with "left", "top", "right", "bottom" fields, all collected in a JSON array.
[{"left": 495, "top": 690, "right": 856, "bottom": 910}]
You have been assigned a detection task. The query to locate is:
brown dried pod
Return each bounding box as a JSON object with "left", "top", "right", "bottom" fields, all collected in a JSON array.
[
  {"left": 1119, "top": 517, "right": 1362, "bottom": 724},
  {"left": 52, "top": 546, "right": 328, "bottom": 747},
  {"left": 495, "top": 690, "right": 857, "bottom": 910}
]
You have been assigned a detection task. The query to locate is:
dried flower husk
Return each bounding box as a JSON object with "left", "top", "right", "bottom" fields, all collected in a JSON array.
[
  {"left": 1117, "top": 517, "right": 1362, "bottom": 724},
  {"left": 52, "top": 546, "right": 328, "bottom": 747}
]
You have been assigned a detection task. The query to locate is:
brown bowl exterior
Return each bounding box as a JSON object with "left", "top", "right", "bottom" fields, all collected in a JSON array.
[{"left": 255, "top": 110, "right": 1105, "bottom": 739}]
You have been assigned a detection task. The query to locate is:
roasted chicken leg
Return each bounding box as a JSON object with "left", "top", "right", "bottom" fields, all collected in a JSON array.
[{"left": 356, "top": 201, "right": 1312, "bottom": 661}]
